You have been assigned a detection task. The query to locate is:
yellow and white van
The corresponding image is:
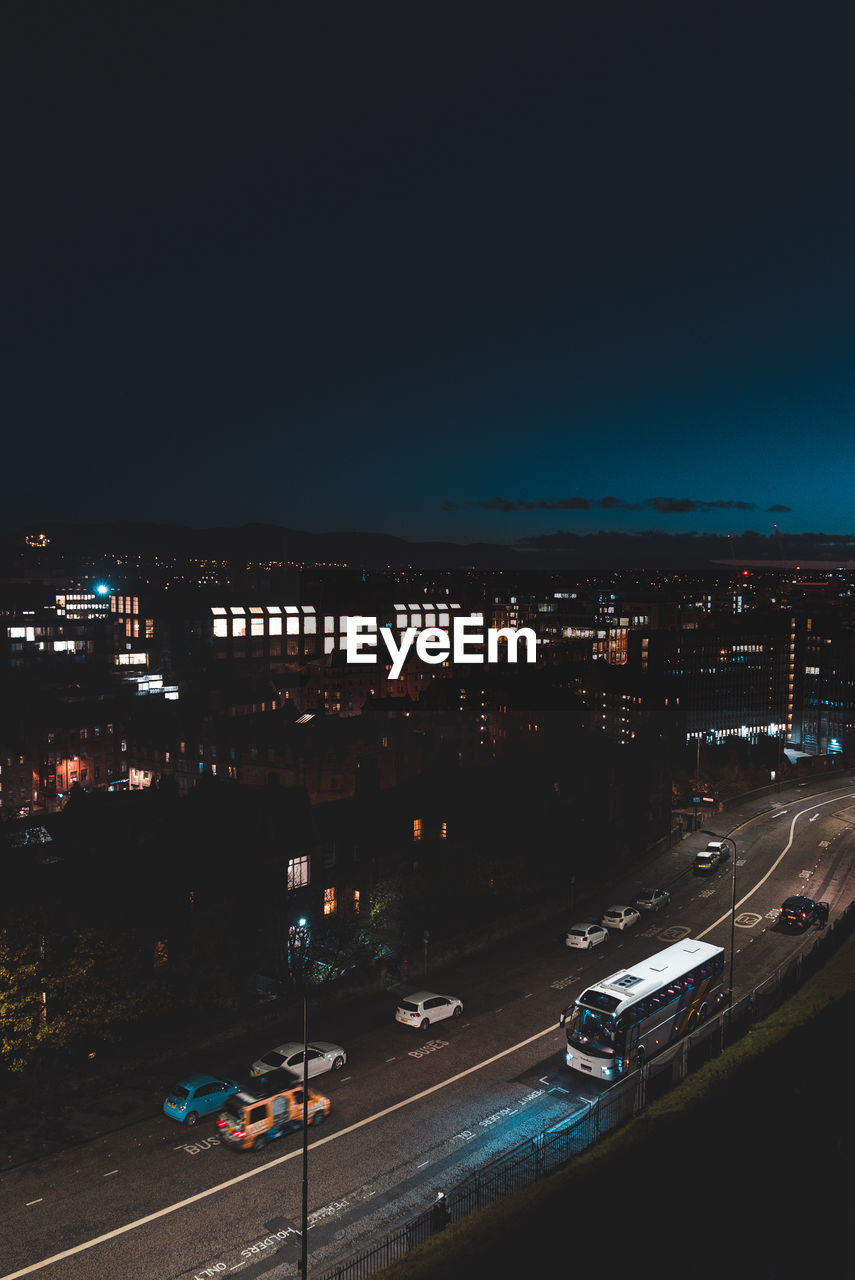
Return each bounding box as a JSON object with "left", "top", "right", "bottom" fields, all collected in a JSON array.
[{"left": 217, "top": 1073, "right": 330, "bottom": 1152}]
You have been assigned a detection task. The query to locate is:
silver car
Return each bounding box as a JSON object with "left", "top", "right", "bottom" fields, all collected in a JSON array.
[
  {"left": 250, "top": 1040, "right": 347, "bottom": 1078},
  {"left": 635, "top": 887, "right": 671, "bottom": 912}
]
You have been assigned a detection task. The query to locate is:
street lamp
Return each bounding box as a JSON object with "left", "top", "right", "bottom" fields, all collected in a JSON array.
[
  {"left": 700, "top": 830, "right": 738, "bottom": 1009},
  {"left": 289, "top": 917, "right": 311, "bottom": 1279}
]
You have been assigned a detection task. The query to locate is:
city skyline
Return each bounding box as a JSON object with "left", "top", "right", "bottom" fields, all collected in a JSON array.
[{"left": 7, "top": 6, "right": 855, "bottom": 559}]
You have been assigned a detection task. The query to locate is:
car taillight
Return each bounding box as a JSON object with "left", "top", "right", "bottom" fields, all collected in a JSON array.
[{"left": 216, "top": 1118, "right": 226, "bottom": 1127}]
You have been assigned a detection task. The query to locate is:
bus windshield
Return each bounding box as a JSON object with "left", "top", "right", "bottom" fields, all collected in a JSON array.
[{"left": 567, "top": 1007, "right": 618, "bottom": 1058}]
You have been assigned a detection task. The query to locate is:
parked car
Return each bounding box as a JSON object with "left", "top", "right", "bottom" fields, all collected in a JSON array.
[
  {"left": 635, "top": 887, "right": 670, "bottom": 912},
  {"left": 778, "top": 895, "right": 829, "bottom": 930},
  {"left": 251, "top": 1040, "right": 347, "bottom": 1079},
  {"left": 565, "top": 923, "right": 608, "bottom": 949},
  {"left": 395, "top": 991, "right": 463, "bottom": 1029},
  {"left": 693, "top": 845, "right": 730, "bottom": 874},
  {"left": 163, "top": 1073, "right": 241, "bottom": 1125},
  {"left": 600, "top": 904, "right": 640, "bottom": 931}
]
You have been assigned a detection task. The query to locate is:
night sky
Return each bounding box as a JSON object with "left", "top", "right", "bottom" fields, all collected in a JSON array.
[{"left": 6, "top": 3, "right": 855, "bottom": 564}]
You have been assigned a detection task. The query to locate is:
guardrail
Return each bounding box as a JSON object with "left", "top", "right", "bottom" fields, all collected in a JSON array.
[{"left": 320, "top": 901, "right": 855, "bottom": 1280}]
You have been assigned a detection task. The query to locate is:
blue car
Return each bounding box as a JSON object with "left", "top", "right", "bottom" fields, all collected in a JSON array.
[{"left": 163, "top": 1073, "right": 240, "bottom": 1125}]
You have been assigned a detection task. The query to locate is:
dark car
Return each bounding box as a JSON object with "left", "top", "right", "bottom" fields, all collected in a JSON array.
[{"left": 778, "top": 896, "right": 829, "bottom": 929}]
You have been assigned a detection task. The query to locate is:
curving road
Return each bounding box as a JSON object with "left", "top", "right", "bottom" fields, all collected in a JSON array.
[{"left": 2, "top": 776, "right": 854, "bottom": 1280}]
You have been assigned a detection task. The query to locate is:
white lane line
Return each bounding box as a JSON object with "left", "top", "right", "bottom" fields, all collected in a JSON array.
[
  {"left": 0, "top": 1024, "right": 560, "bottom": 1279},
  {"left": 697, "top": 792, "right": 855, "bottom": 940},
  {"left": 25, "top": 1201, "right": 43, "bottom": 1208},
  {"left": 10, "top": 788, "right": 850, "bottom": 1280}
]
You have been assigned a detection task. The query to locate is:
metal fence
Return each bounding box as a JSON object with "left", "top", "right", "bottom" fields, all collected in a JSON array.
[{"left": 321, "top": 903, "right": 855, "bottom": 1280}]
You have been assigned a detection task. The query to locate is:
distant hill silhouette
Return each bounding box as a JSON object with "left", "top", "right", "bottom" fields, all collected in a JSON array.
[
  {"left": 4, "top": 520, "right": 529, "bottom": 570},
  {"left": 5, "top": 520, "right": 855, "bottom": 570}
]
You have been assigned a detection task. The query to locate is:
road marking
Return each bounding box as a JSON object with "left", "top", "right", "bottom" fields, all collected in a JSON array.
[
  {"left": 10, "top": 788, "right": 853, "bottom": 1280},
  {"left": 697, "top": 792, "right": 855, "bottom": 940},
  {"left": 0, "top": 1024, "right": 561, "bottom": 1279},
  {"left": 25, "top": 1201, "right": 43, "bottom": 1208},
  {"left": 102, "top": 1171, "right": 118, "bottom": 1178}
]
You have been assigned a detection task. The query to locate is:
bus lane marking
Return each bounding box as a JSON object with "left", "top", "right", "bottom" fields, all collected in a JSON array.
[
  {"left": 174, "top": 1137, "right": 220, "bottom": 1156},
  {"left": 407, "top": 1039, "right": 449, "bottom": 1059},
  {"left": 0, "top": 1024, "right": 561, "bottom": 1280}
]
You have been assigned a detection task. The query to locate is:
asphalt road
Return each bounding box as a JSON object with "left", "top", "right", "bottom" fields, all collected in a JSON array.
[{"left": 2, "top": 775, "right": 854, "bottom": 1280}]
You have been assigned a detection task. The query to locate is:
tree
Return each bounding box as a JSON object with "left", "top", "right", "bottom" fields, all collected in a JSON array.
[
  {"left": 0, "top": 922, "right": 160, "bottom": 1072},
  {"left": 0, "top": 924, "right": 44, "bottom": 1072}
]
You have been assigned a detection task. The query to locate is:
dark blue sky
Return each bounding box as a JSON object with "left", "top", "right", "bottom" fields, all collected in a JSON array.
[{"left": 6, "top": 3, "right": 855, "bottom": 563}]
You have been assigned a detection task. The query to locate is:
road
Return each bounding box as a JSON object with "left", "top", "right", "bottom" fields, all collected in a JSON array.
[{"left": 2, "top": 776, "right": 854, "bottom": 1280}]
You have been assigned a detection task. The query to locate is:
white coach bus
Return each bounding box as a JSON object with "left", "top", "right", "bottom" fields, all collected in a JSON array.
[{"left": 561, "top": 937, "right": 726, "bottom": 1080}]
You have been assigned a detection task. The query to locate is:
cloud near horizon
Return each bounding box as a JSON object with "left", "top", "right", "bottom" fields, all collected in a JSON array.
[
  {"left": 443, "top": 496, "right": 792, "bottom": 514},
  {"left": 513, "top": 528, "right": 855, "bottom": 568}
]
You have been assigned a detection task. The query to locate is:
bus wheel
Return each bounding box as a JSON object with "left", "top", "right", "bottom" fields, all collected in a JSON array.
[
  {"left": 636, "top": 1049, "right": 645, "bottom": 1069},
  {"left": 699, "top": 1004, "right": 709, "bottom": 1022}
]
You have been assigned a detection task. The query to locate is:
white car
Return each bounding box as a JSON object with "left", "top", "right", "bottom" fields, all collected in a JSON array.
[
  {"left": 600, "top": 904, "right": 640, "bottom": 931},
  {"left": 250, "top": 1040, "right": 347, "bottom": 1078},
  {"left": 565, "top": 923, "right": 608, "bottom": 949},
  {"left": 395, "top": 991, "right": 463, "bottom": 1029}
]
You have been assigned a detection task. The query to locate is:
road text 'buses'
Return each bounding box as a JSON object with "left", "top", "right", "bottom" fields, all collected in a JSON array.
[{"left": 561, "top": 938, "right": 726, "bottom": 1080}]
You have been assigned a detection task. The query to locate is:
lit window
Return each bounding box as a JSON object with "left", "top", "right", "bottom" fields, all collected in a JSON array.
[
  {"left": 287, "top": 856, "right": 309, "bottom": 890},
  {"left": 413, "top": 818, "right": 423, "bottom": 841},
  {"left": 324, "top": 886, "right": 337, "bottom": 915}
]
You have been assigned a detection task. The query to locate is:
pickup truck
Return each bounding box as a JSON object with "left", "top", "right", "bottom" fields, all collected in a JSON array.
[{"left": 778, "top": 895, "right": 829, "bottom": 929}]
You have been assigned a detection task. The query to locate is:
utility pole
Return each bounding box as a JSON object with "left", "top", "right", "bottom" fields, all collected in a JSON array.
[
  {"left": 290, "top": 917, "right": 310, "bottom": 1279},
  {"left": 700, "top": 831, "right": 738, "bottom": 1009}
]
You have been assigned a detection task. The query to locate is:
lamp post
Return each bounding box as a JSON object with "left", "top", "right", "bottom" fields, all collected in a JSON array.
[
  {"left": 289, "top": 917, "right": 310, "bottom": 1279},
  {"left": 700, "top": 830, "right": 738, "bottom": 1009}
]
